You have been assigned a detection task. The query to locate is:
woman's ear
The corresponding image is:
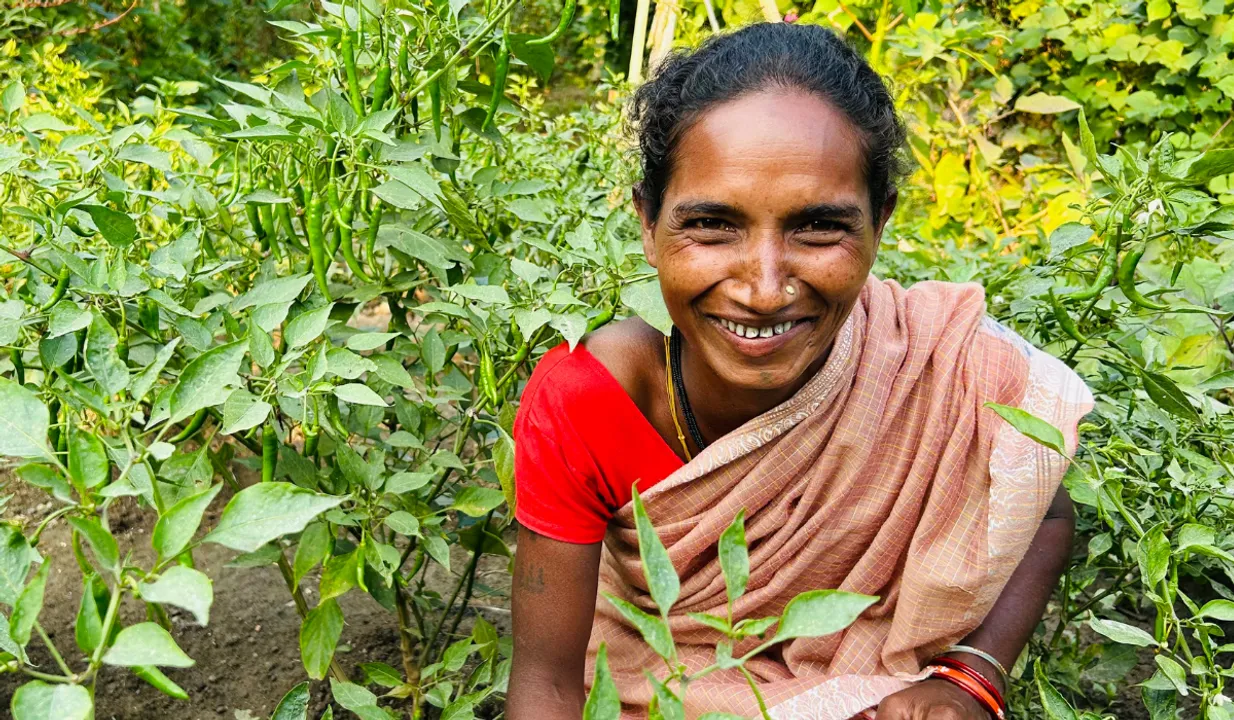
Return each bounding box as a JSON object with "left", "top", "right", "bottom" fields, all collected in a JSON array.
[
  {"left": 633, "top": 185, "right": 659, "bottom": 268},
  {"left": 875, "top": 190, "right": 899, "bottom": 241}
]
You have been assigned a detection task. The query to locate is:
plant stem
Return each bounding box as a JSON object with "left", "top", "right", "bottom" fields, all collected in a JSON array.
[
  {"left": 405, "top": 0, "right": 518, "bottom": 101},
  {"left": 445, "top": 511, "right": 492, "bottom": 641},
  {"left": 35, "top": 622, "right": 74, "bottom": 677}
]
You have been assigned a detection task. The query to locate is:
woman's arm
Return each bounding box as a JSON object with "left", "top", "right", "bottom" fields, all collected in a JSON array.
[
  {"left": 878, "top": 486, "right": 1075, "bottom": 718},
  {"left": 507, "top": 525, "right": 604, "bottom": 720}
]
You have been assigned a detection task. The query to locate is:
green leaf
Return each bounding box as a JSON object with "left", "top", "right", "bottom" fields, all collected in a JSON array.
[
  {"left": 383, "top": 511, "right": 421, "bottom": 537},
  {"left": 508, "top": 33, "right": 556, "bottom": 82},
  {"left": 74, "top": 577, "right": 103, "bottom": 654},
  {"left": 333, "top": 382, "right": 388, "bottom": 407},
  {"left": 152, "top": 484, "right": 222, "bottom": 561},
  {"left": 603, "top": 594, "right": 675, "bottom": 660},
  {"left": 233, "top": 275, "right": 311, "bottom": 311},
  {"left": 384, "top": 164, "right": 443, "bottom": 209},
  {"left": 1035, "top": 661, "right": 1079, "bottom": 720},
  {"left": 1184, "top": 149, "right": 1234, "bottom": 184},
  {"left": 330, "top": 678, "right": 380, "bottom": 711},
  {"left": 0, "top": 378, "right": 52, "bottom": 460},
  {"left": 1015, "top": 93, "right": 1082, "bottom": 114},
  {"left": 621, "top": 280, "right": 672, "bottom": 336},
  {"left": 300, "top": 598, "right": 343, "bottom": 680},
  {"left": 86, "top": 312, "right": 128, "bottom": 395},
  {"left": 1048, "top": 222, "right": 1094, "bottom": 258},
  {"left": 205, "top": 482, "right": 344, "bottom": 552},
  {"left": 16, "top": 463, "right": 72, "bottom": 504},
  {"left": 1088, "top": 617, "right": 1157, "bottom": 647},
  {"left": 294, "top": 522, "right": 332, "bottom": 586},
  {"left": 1147, "top": 0, "right": 1171, "bottom": 21},
  {"left": 361, "top": 662, "right": 404, "bottom": 688},
  {"left": 139, "top": 566, "right": 213, "bottom": 626},
  {"left": 168, "top": 340, "right": 247, "bottom": 425},
  {"left": 648, "top": 675, "right": 684, "bottom": 720},
  {"left": 450, "top": 487, "right": 505, "bottom": 517},
  {"left": 271, "top": 682, "right": 311, "bottom": 720},
  {"left": 9, "top": 560, "right": 51, "bottom": 646},
  {"left": 1, "top": 81, "right": 25, "bottom": 115},
  {"left": 422, "top": 535, "right": 451, "bottom": 572},
  {"left": 67, "top": 517, "right": 119, "bottom": 574},
  {"left": 68, "top": 427, "right": 109, "bottom": 490},
  {"left": 448, "top": 282, "right": 510, "bottom": 306},
  {"left": 718, "top": 510, "right": 749, "bottom": 606},
  {"left": 221, "top": 389, "right": 273, "bottom": 435},
  {"left": 582, "top": 644, "right": 620, "bottom": 720},
  {"left": 984, "top": 402, "right": 1067, "bottom": 455},
  {"left": 631, "top": 487, "right": 680, "bottom": 616},
  {"left": 1154, "top": 655, "right": 1189, "bottom": 696},
  {"left": 10, "top": 681, "right": 93, "bottom": 720},
  {"left": 1137, "top": 527, "right": 1170, "bottom": 588},
  {"left": 771, "top": 589, "right": 878, "bottom": 642},
  {"left": 284, "top": 304, "right": 335, "bottom": 350},
  {"left": 102, "top": 622, "right": 195, "bottom": 667},
  {"left": 0, "top": 526, "right": 35, "bottom": 606},
  {"left": 1138, "top": 369, "right": 1199, "bottom": 422},
  {"left": 80, "top": 204, "right": 136, "bottom": 246},
  {"left": 319, "top": 548, "right": 361, "bottom": 601},
  {"left": 346, "top": 332, "right": 399, "bottom": 351},
  {"left": 1198, "top": 599, "right": 1234, "bottom": 621}
]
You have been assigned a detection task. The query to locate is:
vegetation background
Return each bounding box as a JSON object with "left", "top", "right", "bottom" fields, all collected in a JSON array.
[{"left": 2, "top": 0, "right": 1234, "bottom": 719}]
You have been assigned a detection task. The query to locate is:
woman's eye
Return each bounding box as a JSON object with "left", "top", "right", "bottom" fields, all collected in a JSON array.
[{"left": 688, "top": 217, "right": 734, "bottom": 231}]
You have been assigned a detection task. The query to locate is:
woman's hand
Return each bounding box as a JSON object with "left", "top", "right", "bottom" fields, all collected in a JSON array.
[{"left": 875, "top": 679, "right": 988, "bottom": 720}]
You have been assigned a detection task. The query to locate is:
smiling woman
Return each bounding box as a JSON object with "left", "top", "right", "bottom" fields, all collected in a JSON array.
[{"left": 507, "top": 23, "right": 1093, "bottom": 720}]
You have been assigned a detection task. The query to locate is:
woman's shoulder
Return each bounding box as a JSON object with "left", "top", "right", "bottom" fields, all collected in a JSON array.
[{"left": 519, "top": 318, "right": 662, "bottom": 428}]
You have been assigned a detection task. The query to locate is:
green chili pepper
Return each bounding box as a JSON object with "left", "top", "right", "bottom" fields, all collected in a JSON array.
[
  {"left": 303, "top": 426, "right": 319, "bottom": 466},
  {"left": 1049, "top": 290, "right": 1088, "bottom": 345},
  {"left": 246, "top": 203, "right": 266, "bottom": 249},
  {"left": 220, "top": 147, "right": 243, "bottom": 207},
  {"left": 336, "top": 193, "right": 372, "bottom": 282},
  {"left": 370, "top": 62, "right": 393, "bottom": 114},
  {"left": 39, "top": 266, "right": 70, "bottom": 311},
  {"left": 10, "top": 348, "right": 24, "bottom": 386},
  {"left": 341, "top": 29, "right": 364, "bottom": 116},
  {"left": 586, "top": 305, "right": 615, "bottom": 332},
  {"left": 480, "top": 344, "right": 500, "bottom": 407},
  {"left": 140, "top": 298, "right": 160, "bottom": 339},
  {"left": 484, "top": 39, "right": 511, "bottom": 132},
  {"left": 397, "top": 37, "right": 410, "bottom": 98},
  {"left": 275, "top": 202, "right": 307, "bottom": 254},
  {"left": 365, "top": 198, "right": 384, "bottom": 275},
  {"left": 262, "top": 422, "right": 278, "bottom": 484},
  {"left": 132, "top": 665, "right": 189, "bottom": 701},
  {"left": 307, "top": 193, "right": 331, "bottom": 300},
  {"left": 170, "top": 408, "right": 208, "bottom": 443},
  {"left": 528, "top": 0, "right": 578, "bottom": 46},
  {"left": 429, "top": 79, "right": 443, "bottom": 142},
  {"left": 1118, "top": 242, "right": 1169, "bottom": 311},
  {"left": 610, "top": 0, "right": 620, "bottom": 39},
  {"left": 1061, "top": 230, "right": 1120, "bottom": 302},
  {"left": 326, "top": 395, "right": 349, "bottom": 438},
  {"left": 326, "top": 180, "right": 345, "bottom": 258},
  {"left": 1170, "top": 258, "right": 1183, "bottom": 286}
]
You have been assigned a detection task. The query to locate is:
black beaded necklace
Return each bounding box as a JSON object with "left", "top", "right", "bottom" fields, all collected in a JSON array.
[{"left": 669, "top": 327, "right": 708, "bottom": 452}]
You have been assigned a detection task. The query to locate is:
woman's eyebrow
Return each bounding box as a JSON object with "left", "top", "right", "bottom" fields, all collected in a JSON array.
[
  {"left": 791, "top": 202, "right": 866, "bottom": 224},
  {"left": 670, "top": 200, "right": 742, "bottom": 219}
]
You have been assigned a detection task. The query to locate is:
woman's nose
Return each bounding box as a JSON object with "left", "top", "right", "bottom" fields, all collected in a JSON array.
[{"left": 735, "top": 232, "right": 791, "bottom": 313}]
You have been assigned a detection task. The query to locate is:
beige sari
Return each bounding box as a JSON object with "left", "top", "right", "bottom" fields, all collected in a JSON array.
[{"left": 588, "top": 276, "right": 1093, "bottom": 718}]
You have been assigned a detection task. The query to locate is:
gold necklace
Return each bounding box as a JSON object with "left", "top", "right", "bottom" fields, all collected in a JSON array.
[{"left": 663, "top": 335, "right": 693, "bottom": 461}]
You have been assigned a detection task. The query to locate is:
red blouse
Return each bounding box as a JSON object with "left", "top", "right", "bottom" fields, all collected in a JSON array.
[{"left": 513, "top": 343, "right": 685, "bottom": 544}]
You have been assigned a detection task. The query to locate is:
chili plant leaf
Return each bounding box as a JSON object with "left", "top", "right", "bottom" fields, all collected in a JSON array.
[
  {"left": 80, "top": 204, "right": 136, "bottom": 246},
  {"left": 10, "top": 681, "right": 93, "bottom": 720},
  {"left": 1153, "top": 655, "right": 1189, "bottom": 696},
  {"left": 1035, "top": 661, "right": 1079, "bottom": 720},
  {"left": 718, "top": 509, "right": 749, "bottom": 606},
  {"left": 294, "top": 522, "right": 333, "bottom": 585},
  {"left": 984, "top": 402, "right": 1068, "bottom": 456},
  {"left": 1088, "top": 618, "right": 1157, "bottom": 647},
  {"left": 68, "top": 427, "right": 109, "bottom": 490},
  {"left": 168, "top": 340, "right": 247, "bottom": 425},
  {"left": 85, "top": 312, "right": 128, "bottom": 395},
  {"left": 102, "top": 622, "right": 195, "bottom": 667},
  {"left": 1198, "top": 599, "right": 1234, "bottom": 622},
  {"left": 204, "top": 482, "right": 343, "bottom": 552},
  {"left": 602, "top": 594, "right": 675, "bottom": 661},
  {"left": 152, "top": 483, "right": 222, "bottom": 561},
  {"left": 631, "top": 485, "right": 680, "bottom": 616},
  {"left": 138, "top": 566, "right": 213, "bottom": 626},
  {"left": 1138, "top": 369, "right": 1199, "bottom": 423},
  {"left": 66, "top": 517, "right": 119, "bottom": 575},
  {"left": 300, "top": 598, "right": 343, "bottom": 680},
  {"left": 771, "top": 589, "right": 879, "bottom": 643},
  {"left": 582, "top": 644, "right": 620, "bottom": 720},
  {"left": 0, "top": 378, "right": 53, "bottom": 461},
  {"left": 9, "top": 560, "right": 51, "bottom": 646}
]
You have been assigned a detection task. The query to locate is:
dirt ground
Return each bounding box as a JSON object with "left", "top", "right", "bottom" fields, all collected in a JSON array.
[{"left": 0, "top": 476, "right": 513, "bottom": 720}]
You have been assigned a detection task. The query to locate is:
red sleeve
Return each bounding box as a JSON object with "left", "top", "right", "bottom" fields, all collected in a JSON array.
[
  {"left": 513, "top": 343, "right": 685, "bottom": 545},
  {"left": 514, "top": 345, "right": 616, "bottom": 544}
]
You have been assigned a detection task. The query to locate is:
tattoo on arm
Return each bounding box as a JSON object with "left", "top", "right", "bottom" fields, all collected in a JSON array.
[{"left": 515, "top": 561, "right": 546, "bottom": 594}]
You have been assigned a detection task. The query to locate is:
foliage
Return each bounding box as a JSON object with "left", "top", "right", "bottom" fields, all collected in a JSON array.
[{"left": 582, "top": 497, "right": 879, "bottom": 719}]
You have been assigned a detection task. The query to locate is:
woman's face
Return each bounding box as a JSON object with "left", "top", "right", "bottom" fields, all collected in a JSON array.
[{"left": 638, "top": 89, "right": 893, "bottom": 392}]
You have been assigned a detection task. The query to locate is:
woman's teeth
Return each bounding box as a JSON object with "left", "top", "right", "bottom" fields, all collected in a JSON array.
[{"left": 718, "top": 318, "right": 796, "bottom": 339}]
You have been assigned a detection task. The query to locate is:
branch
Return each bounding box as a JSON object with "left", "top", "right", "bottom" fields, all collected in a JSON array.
[
  {"left": 17, "top": 0, "right": 77, "bottom": 8},
  {"left": 59, "top": 0, "right": 139, "bottom": 37}
]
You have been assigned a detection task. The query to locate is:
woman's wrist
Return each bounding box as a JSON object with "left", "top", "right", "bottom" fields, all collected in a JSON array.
[{"left": 940, "top": 649, "right": 1007, "bottom": 696}]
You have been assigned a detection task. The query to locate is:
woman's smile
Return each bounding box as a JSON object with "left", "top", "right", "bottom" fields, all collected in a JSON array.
[{"left": 707, "top": 314, "right": 814, "bottom": 358}]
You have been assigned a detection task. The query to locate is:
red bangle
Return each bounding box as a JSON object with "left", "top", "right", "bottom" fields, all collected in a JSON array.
[
  {"left": 925, "top": 664, "right": 1007, "bottom": 720},
  {"left": 931, "top": 655, "right": 1007, "bottom": 707}
]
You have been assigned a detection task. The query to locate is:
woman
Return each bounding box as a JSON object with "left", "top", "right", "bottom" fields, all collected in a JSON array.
[{"left": 507, "top": 23, "right": 1092, "bottom": 720}]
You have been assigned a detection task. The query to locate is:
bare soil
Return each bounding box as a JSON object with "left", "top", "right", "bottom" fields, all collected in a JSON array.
[{"left": 0, "top": 474, "right": 512, "bottom": 720}]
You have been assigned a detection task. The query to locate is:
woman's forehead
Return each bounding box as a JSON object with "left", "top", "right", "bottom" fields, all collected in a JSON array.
[{"left": 665, "top": 90, "right": 870, "bottom": 212}]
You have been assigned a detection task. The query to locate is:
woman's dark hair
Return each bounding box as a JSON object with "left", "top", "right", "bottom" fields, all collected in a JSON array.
[{"left": 629, "top": 23, "right": 907, "bottom": 222}]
